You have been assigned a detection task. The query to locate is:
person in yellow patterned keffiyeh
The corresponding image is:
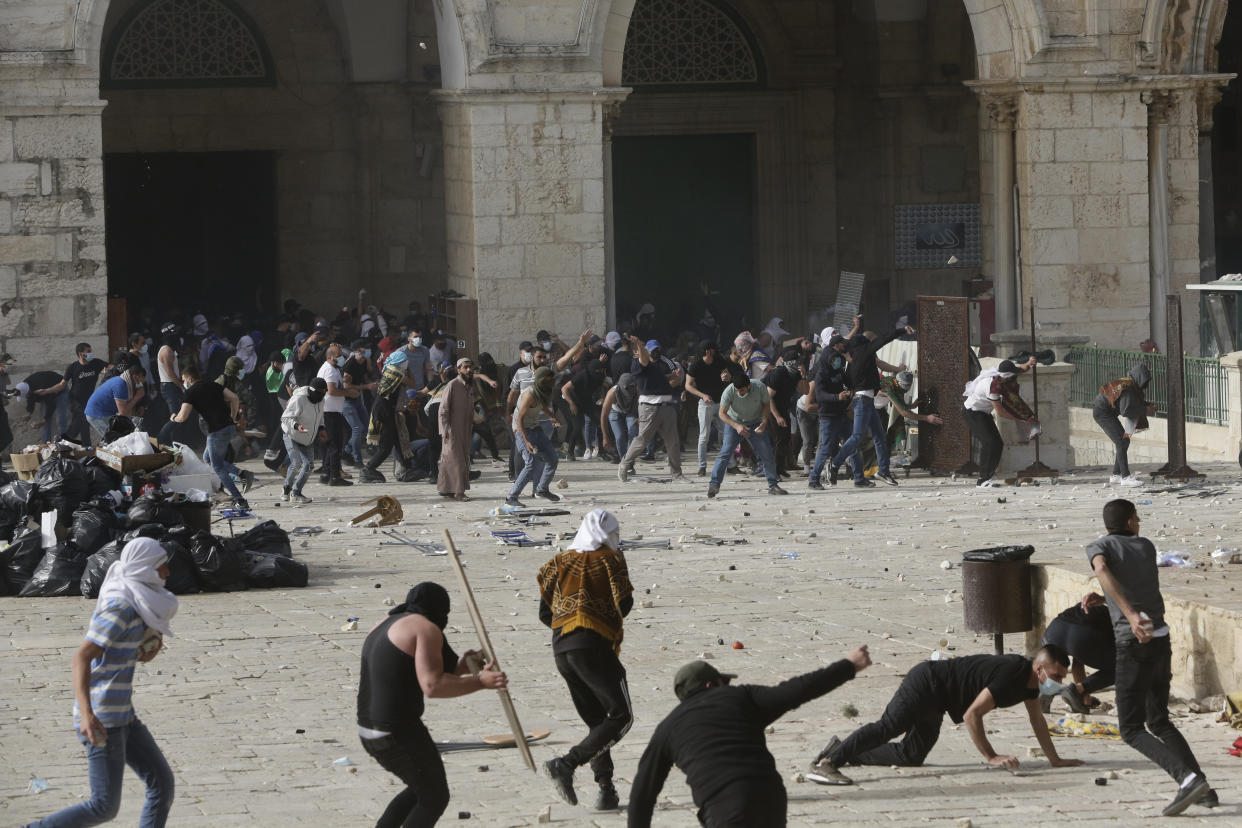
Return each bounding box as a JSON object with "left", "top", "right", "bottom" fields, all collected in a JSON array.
[{"left": 536, "top": 509, "right": 634, "bottom": 812}]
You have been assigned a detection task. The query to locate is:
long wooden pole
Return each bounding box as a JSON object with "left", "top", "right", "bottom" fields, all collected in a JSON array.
[{"left": 442, "top": 528, "right": 536, "bottom": 772}]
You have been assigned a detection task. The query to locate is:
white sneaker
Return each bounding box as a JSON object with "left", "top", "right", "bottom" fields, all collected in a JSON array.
[
  {"left": 1119, "top": 475, "right": 1143, "bottom": 487},
  {"left": 1109, "top": 475, "right": 1122, "bottom": 484},
  {"left": 977, "top": 478, "right": 999, "bottom": 488}
]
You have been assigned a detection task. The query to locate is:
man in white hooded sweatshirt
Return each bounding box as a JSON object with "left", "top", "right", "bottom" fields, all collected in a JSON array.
[{"left": 27, "top": 537, "right": 178, "bottom": 828}]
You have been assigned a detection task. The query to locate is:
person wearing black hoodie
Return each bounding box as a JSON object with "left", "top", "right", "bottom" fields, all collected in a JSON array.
[
  {"left": 628, "top": 646, "right": 871, "bottom": 828},
  {"left": 806, "top": 334, "right": 859, "bottom": 489},
  {"left": 827, "top": 324, "right": 915, "bottom": 488},
  {"left": 356, "top": 583, "right": 508, "bottom": 828},
  {"left": 1093, "top": 363, "right": 1155, "bottom": 487}
]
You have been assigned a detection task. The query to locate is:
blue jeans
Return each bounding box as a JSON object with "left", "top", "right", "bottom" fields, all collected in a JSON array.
[
  {"left": 205, "top": 425, "right": 243, "bottom": 499},
  {"left": 582, "top": 412, "right": 599, "bottom": 450},
  {"left": 87, "top": 416, "right": 111, "bottom": 446},
  {"left": 811, "top": 413, "right": 859, "bottom": 484},
  {"left": 608, "top": 409, "right": 638, "bottom": 458},
  {"left": 283, "top": 435, "right": 313, "bottom": 493},
  {"left": 832, "top": 396, "right": 890, "bottom": 480},
  {"left": 710, "top": 421, "right": 778, "bottom": 488},
  {"left": 38, "top": 392, "right": 71, "bottom": 442},
  {"left": 343, "top": 396, "right": 368, "bottom": 462},
  {"left": 28, "top": 718, "right": 174, "bottom": 828},
  {"left": 509, "top": 427, "right": 558, "bottom": 499}
]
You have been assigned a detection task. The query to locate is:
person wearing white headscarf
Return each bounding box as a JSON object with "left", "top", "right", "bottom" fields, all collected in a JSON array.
[
  {"left": 30, "top": 537, "right": 178, "bottom": 827},
  {"left": 536, "top": 509, "right": 634, "bottom": 810},
  {"left": 962, "top": 358, "right": 1037, "bottom": 488}
]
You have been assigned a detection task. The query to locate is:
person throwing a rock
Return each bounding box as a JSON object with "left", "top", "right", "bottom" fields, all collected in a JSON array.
[
  {"left": 1093, "top": 364, "right": 1156, "bottom": 487},
  {"left": 706, "top": 373, "right": 789, "bottom": 498},
  {"left": 25, "top": 538, "right": 178, "bottom": 828},
  {"left": 539, "top": 509, "right": 634, "bottom": 812},
  {"left": 356, "top": 582, "right": 507, "bottom": 828},
  {"left": 808, "top": 645, "right": 1081, "bottom": 786},
  {"left": 628, "top": 646, "right": 871, "bottom": 828}
]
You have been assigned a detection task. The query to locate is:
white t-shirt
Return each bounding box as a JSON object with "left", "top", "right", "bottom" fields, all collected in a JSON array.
[
  {"left": 317, "top": 362, "right": 346, "bottom": 414},
  {"left": 157, "top": 345, "right": 178, "bottom": 385},
  {"left": 964, "top": 373, "right": 1004, "bottom": 413}
]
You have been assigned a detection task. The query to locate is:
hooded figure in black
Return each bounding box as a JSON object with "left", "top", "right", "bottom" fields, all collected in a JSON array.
[
  {"left": 1093, "top": 363, "right": 1155, "bottom": 485},
  {"left": 356, "top": 582, "right": 507, "bottom": 828}
]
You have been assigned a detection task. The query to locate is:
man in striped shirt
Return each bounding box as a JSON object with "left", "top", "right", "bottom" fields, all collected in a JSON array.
[{"left": 27, "top": 538, "right": 178, "bottom": 828}]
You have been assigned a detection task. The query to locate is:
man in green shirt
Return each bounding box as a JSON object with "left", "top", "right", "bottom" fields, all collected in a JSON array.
[{"left": 708, "top": 375, "right": 788, "bottom": 498}]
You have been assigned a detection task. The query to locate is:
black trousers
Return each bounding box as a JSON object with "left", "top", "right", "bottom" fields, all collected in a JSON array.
[
  {"left": 825, "top": 662, "right": 942, "bottom": 767},
  {"left": 360, "top": 723, "right": 450, "bottom": 828},
  {"left": 1114, "top": 636, "right": 1205, "bottom": 784},
  {"left": 1043, "top": 618, "right": 1116, "bottom": 694},
  {"left": 555, "top": 647, "right": 633, "bottom": 784},
  {"left": 1093, "top": 403, "right": 1131, "bottom": 477},
  {"left": 365, "top": 398, "right": 404, "bottom": 473},
  {"left": 963, "top": 408, "right": 1003, "bottom": 483},
  {"left": 697, "top": 778, "right": 787, "bottom": 828},
  {"left": 321, "top": 410, "right": 347, "bottom": 480}
]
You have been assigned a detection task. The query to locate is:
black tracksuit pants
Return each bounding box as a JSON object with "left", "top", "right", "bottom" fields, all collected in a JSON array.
[
  {"left": 555, "top": 647, "right": 633, "bottom": 784},
  {"left": 360, "top": 722, "right": 450, "bottom": 828},
  {"left": 824, "top": 662, "right": 943, "bottom": 767},
  {"left": 697, "top": 778, "right": 787, "bottom": 827},
  {"left": 963, "top": 407, "right": 1003, "bottom": 483}
]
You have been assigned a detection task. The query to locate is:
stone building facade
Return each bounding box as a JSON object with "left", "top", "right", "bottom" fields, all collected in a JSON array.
[{"left": 0, "top": 0, "right": 1238, "bottom": 363}]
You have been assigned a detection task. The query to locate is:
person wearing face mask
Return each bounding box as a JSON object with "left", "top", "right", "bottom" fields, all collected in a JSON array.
[
  {"left": 806, "top": 645, "right": 1081, "bottom": 787},
  {"left": 403, "top": 327, "right": 434, "bottom": 392},
  {"left": 537, "top": 510, "right": 634, "bottom": 812},
  {"left": 435, "top": 357, "right": 476, "bottom": 502},
  {"left": 507, "top": 366, "right": 561, "bottom": 507},
  {"left": 342, "top": 339, "right": 377, "bottom": 468},
  {"left": 56, "top": 342, "right": 109, "bottom": 444},
  {"left": 280, "top": 378, "right": 326, "bottom": 503},
  {"left": 361, "top": 348, "right": 419, "bottom": 483},
  {"left": 806, "top": 335, "right": 857, "bottom": 489},
  {"left": 127, "top": 332, "right": 152, "bottom": 389},
  {"left": 171, "top": 364, "right": 251, "bottom": 509},
  {"left": 84, "top": 364, "right": 148, "bottom": 446},
  {"left": 760, "top": 348, "right": 803, "bottom": 479},
  {"left": 316, "top": 343, "right": 354, "bottom": 487}
]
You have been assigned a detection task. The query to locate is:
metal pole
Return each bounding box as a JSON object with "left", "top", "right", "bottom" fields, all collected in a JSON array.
[{"left": 993, "top": 632, "right": 1004, "bottom": 655}]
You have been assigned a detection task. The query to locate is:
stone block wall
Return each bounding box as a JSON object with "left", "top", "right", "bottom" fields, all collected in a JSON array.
[{"left": 439, "top": 90, "right": 619, "bottom": 358}]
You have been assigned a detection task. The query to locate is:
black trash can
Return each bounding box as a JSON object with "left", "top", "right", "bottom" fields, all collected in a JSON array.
[{"left": 962, "top": 545, "right": 1034, "bottom": 651}]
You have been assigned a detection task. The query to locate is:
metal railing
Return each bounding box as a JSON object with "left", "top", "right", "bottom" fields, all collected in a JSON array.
[{"left": 1066, "top": 346, "right": 1229, "bottom": 426}]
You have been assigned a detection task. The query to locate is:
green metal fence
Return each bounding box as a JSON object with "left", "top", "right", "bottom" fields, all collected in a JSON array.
[{"left": 1066, "top": 346, "right": 1229, "bottom": 426}]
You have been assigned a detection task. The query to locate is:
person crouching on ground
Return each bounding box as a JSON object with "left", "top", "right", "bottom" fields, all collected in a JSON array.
[{"left": 538, "top": 509, "right": 634, "bottom": 812}]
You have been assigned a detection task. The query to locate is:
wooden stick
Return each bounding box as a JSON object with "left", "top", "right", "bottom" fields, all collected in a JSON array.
[{"left": 442, "top": 528, "right": 536, "bottom": 773}]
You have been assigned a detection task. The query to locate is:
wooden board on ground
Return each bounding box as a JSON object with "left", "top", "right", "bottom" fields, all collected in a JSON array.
[
  {"left": 482, "top": 729, "right": 551, "bottom": 747},
  {"left": 443, "top": 528, "right": 537, "bottom": 773}
]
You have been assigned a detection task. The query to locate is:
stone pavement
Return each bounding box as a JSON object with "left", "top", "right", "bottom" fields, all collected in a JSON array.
[{"left": 3, "top": 455, "right": 1241, "bottom": 826}]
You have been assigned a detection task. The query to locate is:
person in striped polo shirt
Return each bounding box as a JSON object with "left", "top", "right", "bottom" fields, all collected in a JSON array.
[{"left": 27, "top": 538, "right": 179, "bottom": 828}]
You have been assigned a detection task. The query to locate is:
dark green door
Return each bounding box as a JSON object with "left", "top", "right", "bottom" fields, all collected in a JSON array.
[{"left": 612, "top": 134, "right": 756, "bottom": 341}]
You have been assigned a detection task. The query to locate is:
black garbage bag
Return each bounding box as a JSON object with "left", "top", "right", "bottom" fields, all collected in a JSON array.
[
  {"left": 188, "top": 530, "right": 247, "bottom": 592},
  {"left": 237, "top": 520, "right": 291, "bottom": 559},
  {"left": 102, "top": 415, "right": 136, "bottom": 445},
  {"left": 160, "top": 537, "right": 200, "bottom": 595},
  {"left": 121, "top": 524, "right": 165, "bottom": 541},
  {"left": 962, "top": 545, "right": 1035, "bottom": 563},
  {"left": 244, "top": 552, "right": 309, "bottom": 589},
  {"left": 82, "top": 458, "right": 122, "bottom": 497},
  {"left": 19, "top": 541, "right": 85, "bottom": 597},
  {"left": 80, "top": 541, "right": 121, "bottom": 598},
  {"left": 71, "top": 502, "right": 118, "bottom": 556},
  {"left": 3, "top": 528, "right": 46, "bottom": 594},
  {"left": 0, "top": 480, "right": 37, "bottom": 540},
  {"left": 0, "top": 468, "right": 12, "bottom": 487},
  {"left": 34, "top": 457, "right": 88, "bottom": 525},
  {"left": 126, "top": 493, "right": 183, "bottom": 530}
]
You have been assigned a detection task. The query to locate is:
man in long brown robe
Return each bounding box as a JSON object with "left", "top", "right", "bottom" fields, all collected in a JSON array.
[{"left": 437, "top": 357, "right": 476, "bottom": 501}]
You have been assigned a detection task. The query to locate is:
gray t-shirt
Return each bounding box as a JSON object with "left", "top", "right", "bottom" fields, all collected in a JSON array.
[
  {"left": 1086, "top": 533, "right": 1165, "bottom": 643},
  {"left": 404, "top": 346, "right": 431, "bottom": 390}
]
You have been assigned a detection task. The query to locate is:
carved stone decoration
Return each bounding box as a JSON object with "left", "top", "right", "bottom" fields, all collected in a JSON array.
[
  {"left": 981, "top": 92, "right": 1018, "bottom": 130},
  {"left": 621, "top": 0, "right": 761, "bottom": 87},
  {"left": 104, "top": 0, "right": 273, "bottom": 88},
  {"left": 1142, "top": 89, "right": 1177, "bottom": 123},
  {"left": 1196, "top": 84, "right": 1224, "bottom": 135}
]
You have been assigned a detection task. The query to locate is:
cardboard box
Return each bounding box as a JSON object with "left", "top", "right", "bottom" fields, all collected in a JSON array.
[
  {"left": 10, "top": 451, "right": 41, "bottom": 480},
  {"left": 95, "top": 437, "right": 174, "bottom": 475}
]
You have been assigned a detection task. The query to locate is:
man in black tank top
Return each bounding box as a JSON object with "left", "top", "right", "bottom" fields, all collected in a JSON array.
[{"left": 356, "top": 582, "right": 507, "bottom": 827}]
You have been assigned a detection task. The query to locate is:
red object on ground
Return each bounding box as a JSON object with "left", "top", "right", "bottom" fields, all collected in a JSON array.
[{"left": 732, "top": 641, "right": 744, "bottom": 649}]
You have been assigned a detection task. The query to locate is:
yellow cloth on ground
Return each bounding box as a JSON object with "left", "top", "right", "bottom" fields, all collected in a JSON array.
[
  {"left": 1049, "top": 717, "right": 1122, "bottom": 740},
  {"left": 537, "top": 547, "right": 633, "bottom": 654}
]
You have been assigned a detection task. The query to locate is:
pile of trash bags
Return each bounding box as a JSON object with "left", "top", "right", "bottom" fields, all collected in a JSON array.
[{"left": 0, "top": 453, "right": 307, "bottom": 598}]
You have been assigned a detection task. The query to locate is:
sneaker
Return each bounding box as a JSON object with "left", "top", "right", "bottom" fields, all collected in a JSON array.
[
  {"left": 468, "top": 470, "right": 482, "bottom": 481},
  {"left": 594, "top": 783, "right": 620, "bottom": 811},
  {"left": 977, "top": 478, "right": 999, "bottom": 488},
  {"left": 544, "top": 758, "right": 578, "bottom": 806},
  {"left": 808, "top": 480, "right": 824, "bottom": 490},
  {"left": 1198, "top": 789, "right": 1219, "bottom": 808},
  {"left": 806, "top": 739, "right": 853, "bottom": 787},
  {"left": 1108, "top": 474, "right": 1122, "bottom": 484},
  {"left": 534, "top": 489, "right": 561, "bottom": 502},
  {"left": 239, "top": 470, "right": 255, "bottom": 494},
  {"left": 828, "top": 466, "right": 839, "bottom": 486},
  {"left": 328, "top": 477, "right": 353, "bottom": 487},
  {"left": 281, "top": 487, "right": 290, "bottom": 503},
  {"left": 358, "top": 468, "right": 386, "bottom": 483},
  {"left": 504, "top": 498, "right": 526, "bottom": 509},
  {"left": 1059, "top": 683, "right": 1091, "bottom": 715},
  {"left": 617, "top": 465, "right": 630, "bottom": 483},
  {"left": 1163, "top": 775, "right": 1209, "bottom": 816},
  {"left": 1119, "top": 475, "right": 1143, "bottom": 487},
  {"left": 707, "top": 484, "right": 719, "bottom": 499},
  {"left": 292, "top": 492, "right": 312, "bottom": 504},
  {"left": 232, "top": 497, "right": 250, "bottom": 511},
  {"left": 854, "top": 479, "right": 875, "bottom": 488},
  {"left": 876, "top": 472, "right": 898, "bottom": 487},
  {"left": 670, "top": 473, "right": 687, "bottom": 482},
  {"left": 768, "top": 485, "right": 788, "bottom": 495},
  {"left": 697, "top": 467, "right": 706, "bottom": 477}
]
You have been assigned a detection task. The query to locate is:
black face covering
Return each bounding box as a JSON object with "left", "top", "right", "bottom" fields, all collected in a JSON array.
[
  {"left": 392, "top": 581, "right": 450, "bottom": 627},
  {"left": 306, "top": 389, "right": 325, "bottom": 404}
]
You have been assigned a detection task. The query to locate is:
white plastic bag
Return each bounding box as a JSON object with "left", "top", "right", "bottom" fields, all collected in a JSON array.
[
  {"left": 168, "top": 443, "right": 213, "bottom": 477},
  {"left": 104, "top": 431, "right": 154, "bottom": 456}
]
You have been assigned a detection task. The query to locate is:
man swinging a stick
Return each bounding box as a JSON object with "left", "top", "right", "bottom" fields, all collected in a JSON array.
[{"left": 356, "top": 582, "right": 508, "bottom": 828}]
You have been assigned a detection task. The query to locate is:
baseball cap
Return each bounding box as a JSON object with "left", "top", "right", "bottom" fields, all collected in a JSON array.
[
  {"left": 604, "top": 331, "right": 622, "bottom": 349},
  {"left": 674, "top": 660, "right": 736, "bottom": 701},
  {"left": 645, "top": 339, "right": 661, "bottom": 352}
]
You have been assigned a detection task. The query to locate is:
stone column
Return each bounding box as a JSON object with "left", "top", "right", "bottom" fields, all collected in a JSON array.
[
  {"left": 1144, "top": 90, "right": 1175, "bottom": 351},
  {"left": 983, "top": 93, "right": 1018, "bottom": 332},
  {"left": 436, "top": 89, "right": 628, "bottom": 358}
]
